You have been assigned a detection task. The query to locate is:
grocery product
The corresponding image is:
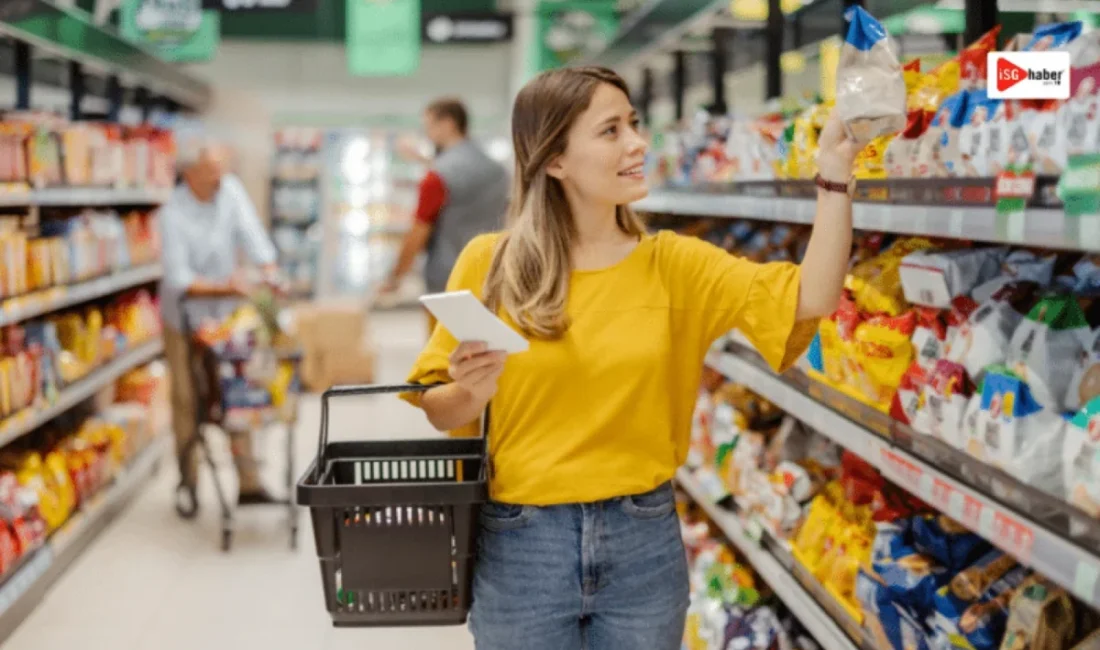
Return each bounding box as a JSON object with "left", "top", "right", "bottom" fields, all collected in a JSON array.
[
  {"left": 1065, "top": 398, "right": 1100, "bottom": 517},
  {"left": 836, "top": 7, "right": 906, "bottom": 143},
  {"left": 1007, "top": 295, "right": 1092, "bottom": 413}
]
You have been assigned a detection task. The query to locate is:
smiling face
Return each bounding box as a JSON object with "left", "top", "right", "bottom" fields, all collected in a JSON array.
[{"left": 545, "top": 82, "right": 649, "bottom": 208}]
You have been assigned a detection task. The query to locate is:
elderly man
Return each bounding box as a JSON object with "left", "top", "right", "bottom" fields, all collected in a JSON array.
[{"left": 159, "top": 138, "right": 279, "bottom": 511}]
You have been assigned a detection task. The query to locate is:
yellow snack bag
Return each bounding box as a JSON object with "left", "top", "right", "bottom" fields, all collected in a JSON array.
[
  {"left": 792, "top": 492, "right": 839, "bottom": 571},
  {"left": 853, "top": 311, "right": 918, "bottom": 409}
]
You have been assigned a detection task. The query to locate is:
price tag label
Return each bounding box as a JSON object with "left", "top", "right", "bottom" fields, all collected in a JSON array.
[
  {"left": 1080, "top": 216, "right": 1100, "bottom": 250},
  {"left": 948, "top": 490, "right": 965, "bottom": 520},
  {"left": 979, "top": 506, "right": 997, "bottom": 539},
  {"left": 949, "top": 210, "right": 965, "bottom": 237},
  {"left": 1007, "top": 211, "right": 1027, "bottom": 242},
  {"left": 744, "top": 518, "right": 765, "bottom": 545},
  {"left": 879, "top": 447, "right": 923, "bottom": 489},
  {"left": 918, "top": 472, "right": 935, "bottom": 501},
  {"left": 1074, "top": 561, "right": 1100, "bottom": 603},
  {"left": 930, "top": 478, "right": 954, "bottom": 506},
  {"left": 992, "top": 512, "right": 1035, "bottom": 561}
]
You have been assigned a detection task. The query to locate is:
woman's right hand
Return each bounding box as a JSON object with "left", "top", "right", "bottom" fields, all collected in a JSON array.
[{"left": 449, "top": 341, "right": 506, "bottom": 404}]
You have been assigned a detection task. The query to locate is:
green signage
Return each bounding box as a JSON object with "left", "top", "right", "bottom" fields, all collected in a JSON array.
[
  {"left": 535, "top": 0, "right": 618, "bottom": 72},
  {"left": 120, "top": 0, "right": 219, "bottom": 63},
  {"left": 346, "top": 0, "right": 421, "bottom": 77}
]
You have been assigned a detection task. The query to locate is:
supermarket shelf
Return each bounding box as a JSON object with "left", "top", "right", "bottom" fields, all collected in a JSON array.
[
  {"left": 0, "top": 187, "right": 171, "bottom": 208},
  {"left": 0, "top": 339, "right": 164, "bottom": 448},
  {"left": 0, "top": 264, "right": 162, "bottom": 328},
  {"left": 676, "top": 467, "right": 868, "bottom": 650},
  {"left": 633, "top": 190, "right": 1096, "bottom": 251},
  {"left": 0, "top": 0, "right": 211, "bottom": 110},
  {"left": 0, "top": 434, "right": 167, "bottom": 643},
  {"left": 706, "top": 348, "right": 1100, "bottom": 610}
]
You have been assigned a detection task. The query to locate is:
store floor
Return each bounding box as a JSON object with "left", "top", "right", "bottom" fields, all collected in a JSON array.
[{"left": 5, "top": 309, "right": 476, "bottom": 650}]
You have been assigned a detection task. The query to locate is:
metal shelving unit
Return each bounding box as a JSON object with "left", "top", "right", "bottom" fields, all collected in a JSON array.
[
  {"left": 676, "top": 467, "right": 870, "bottom": 650},
  {"left": 706, "top": 347, "right": 1100, "bottom": 610},
  {"left": 633, "top": 189, "right": 1097, "bottom": 251},
  {"left": 0, "top": 264, "right": 161, "bottom": 328},
  {"left": 0, "top": 0, "right": 211, "bottom": 111},
  {"left": 0, "top": 188, "right": 173, "bottom": 209},
  {"left": 0, "top": 435, "right": 167, "bottom": 641}
]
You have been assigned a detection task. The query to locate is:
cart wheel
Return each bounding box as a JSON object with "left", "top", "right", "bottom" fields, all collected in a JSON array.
[
  {"left": 221, "top": 529, "right": 232, "bottom": 552},
  {"left": 175, "top": 484, "right": 198, "bottom": 520}
]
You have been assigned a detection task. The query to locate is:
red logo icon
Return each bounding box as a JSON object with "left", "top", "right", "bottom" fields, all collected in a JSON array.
[{"left": 997, "top": 58, "right": 1027, "bottom": 92}]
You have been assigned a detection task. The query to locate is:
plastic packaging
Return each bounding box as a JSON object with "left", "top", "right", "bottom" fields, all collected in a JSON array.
[{"left": 836, "top": 6, "right": 907, "bottom": 143}]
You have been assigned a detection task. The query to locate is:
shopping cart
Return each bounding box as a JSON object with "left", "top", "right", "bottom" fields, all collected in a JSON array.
[
  {"left": 297, "top": 385, "right": 489, "bottom": 627},
  {"left": 175, "top": 294, "right": 301, "bottom": 552}
]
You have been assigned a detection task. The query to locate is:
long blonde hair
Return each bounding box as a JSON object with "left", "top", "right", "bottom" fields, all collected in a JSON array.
[{"left": 484, "top": 66, "right": 646, "bottom": 339}]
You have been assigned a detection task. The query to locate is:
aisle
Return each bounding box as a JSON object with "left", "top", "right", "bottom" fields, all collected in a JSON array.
[{"left": 4, "top": 310, "right": 475, "bottom": 650}]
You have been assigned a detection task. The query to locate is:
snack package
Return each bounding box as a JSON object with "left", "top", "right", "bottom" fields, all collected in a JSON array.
[
  {"left": 912, "top": 308, "right": 948, "bottom": 371},
  {"left": 1065, "top": 397, "right": 1100, "bottom": 517},
  {"left": 914, "top": 92, "right": 969, "bottom": 178},
  {"left": 999, "top": 576, "right": 1077, "bottom": 650},
  {"left": 836, "top": 6, "right": 906, "bottom": 143},
  {"left": 853, "top": 311, "right": 918, "bottom": 409},
  {"left": 959, "top": 27, "right": 1002, "bottom": 90},
  {"left": 971, "top": 252, "right": 1057, "bottom": 305},
  {"left": 1067, "top": 329, "right": 1100, "bottom": 413},
  {"left": 922, "top": 359, "right": 975, "bottom": 448},
  {"left": 900, "top": 248, "right": 1008, "bottom": 310},
  {"left": 1007, "top": 295, "right": 1092, "bottom": 413},
  {"left": 910, "top": 514, "right": 989, "bottom": 574},
  {"left": 848, "top": 238, "right": 936, "bottom": 316},
  {"left": 972, "top": 368, "right": 1067, "bottom": 496},
  {"left": 959, "top": 89, "right": 1003, "bottom": 177},
  {"left": 892, "top": 362, "right": 930, "bottom": 428},
  {"left": 932, "top": 552, "right": 1029, "bottom": 650},
  {"left": 947, "top": 282, "right": 1041, "bottom": 385}
]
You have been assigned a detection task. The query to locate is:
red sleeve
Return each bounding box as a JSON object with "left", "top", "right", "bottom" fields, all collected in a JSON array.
[{"left": 414, "top": 171, "right": 448, "bottom": 226}]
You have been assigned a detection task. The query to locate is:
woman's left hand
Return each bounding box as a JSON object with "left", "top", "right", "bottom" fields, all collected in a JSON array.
[{"left": 816, "top": 114, "right": 862, "bottom": 184}]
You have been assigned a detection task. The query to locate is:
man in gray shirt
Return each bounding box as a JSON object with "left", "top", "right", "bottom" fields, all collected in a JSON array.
[
  {"left": 383, "top": 97, "right": 509, "bottom": 334},
  {"left": 160, "top": 138, "right": 279, "bottom": 510}
]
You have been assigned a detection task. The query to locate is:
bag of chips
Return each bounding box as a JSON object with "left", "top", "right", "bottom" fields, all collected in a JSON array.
[
  {"left": 947, "top": 282, "right": 1041, "bottom": 385},
  {"left": 900, "top": 247, "right": 1008, "bottom": 310},
  {"left": 1065, "top": 397, "right": 1100, "bottom": 518},
  {"left": 1008, "top": 294, "right": 1092, "bottom": 413},
  {"left": 974, "top": 368, "right": 1068, "bottom": 496}
]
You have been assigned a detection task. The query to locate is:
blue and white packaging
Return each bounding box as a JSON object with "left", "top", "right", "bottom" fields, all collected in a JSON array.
[{"left": 837, "top": 6, "right": 907, "bottom": 143}]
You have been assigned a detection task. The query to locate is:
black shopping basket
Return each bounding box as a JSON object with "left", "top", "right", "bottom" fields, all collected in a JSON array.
[{"left": 297, "top": 384, "right": 489, "bottom": 627}]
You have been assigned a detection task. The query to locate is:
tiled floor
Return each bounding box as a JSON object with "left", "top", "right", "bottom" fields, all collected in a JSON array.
[{"left": 4, "top": 310, "right": 475, "bottom": 650}]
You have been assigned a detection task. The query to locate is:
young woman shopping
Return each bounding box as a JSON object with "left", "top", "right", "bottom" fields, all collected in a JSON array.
[{"left": 402, "top": 66, "right": 859, "bottom": 649}]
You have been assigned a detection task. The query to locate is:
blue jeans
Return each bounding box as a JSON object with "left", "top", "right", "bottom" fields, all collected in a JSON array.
[{"left": 469, "top": 481, "right": 689, "bottom": 650}]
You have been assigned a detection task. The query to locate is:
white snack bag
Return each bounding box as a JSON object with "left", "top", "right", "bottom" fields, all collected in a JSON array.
[
  {"left": 835, "top": 6, "right": 906, "bottom": 143},
  {"left": 977, "top": 372, "right": 1067, "bottom": 497},
  {"left": 1065, "top": 402, "right": 1100, "bottom": 517},
  {"left": 899, "top": 247, "right": 1007, "bottom": 309}
]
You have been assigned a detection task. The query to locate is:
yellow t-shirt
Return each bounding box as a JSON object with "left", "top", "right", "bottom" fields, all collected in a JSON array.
[{"left": 402, "top": 230, "right": 817, "bottom": 505}]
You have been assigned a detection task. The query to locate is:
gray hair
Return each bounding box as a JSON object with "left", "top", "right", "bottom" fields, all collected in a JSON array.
[{"left": 175, "top": 132, "right": 222, "bottom": 172}]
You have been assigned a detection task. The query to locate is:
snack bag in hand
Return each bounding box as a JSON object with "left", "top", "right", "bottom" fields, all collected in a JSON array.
[{"left": 836, "top": 6, "right": 907, "bottom": 143}]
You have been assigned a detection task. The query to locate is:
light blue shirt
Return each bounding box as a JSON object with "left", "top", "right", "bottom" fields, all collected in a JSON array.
[{"left": 159, "top": 174, "right": 277, "bottom": 332}]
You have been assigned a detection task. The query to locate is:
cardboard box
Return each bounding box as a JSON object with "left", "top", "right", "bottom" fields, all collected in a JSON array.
[
  {"left": 302, "top": 343, "right": 377, "bottom": 392},
  {"left": 293, "top": 299, "right": 369, "bottom": 354}
]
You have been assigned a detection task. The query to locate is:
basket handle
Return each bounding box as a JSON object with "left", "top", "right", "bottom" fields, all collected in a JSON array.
[
  {"left": 314, "top": 383, "right": 492, "bottom": 484},
  {"left": 315, "top": 383, "right": 432, "bottom": 481}
]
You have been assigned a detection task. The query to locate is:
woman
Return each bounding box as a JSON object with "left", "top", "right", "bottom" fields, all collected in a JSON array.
[{"left": 402, "top": 66, "right": 858, "bottom": 649}]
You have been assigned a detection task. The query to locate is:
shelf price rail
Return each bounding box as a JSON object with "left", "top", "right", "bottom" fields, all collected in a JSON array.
[
  {"left": 633, "top": 178, "right": 1100, "bottom": 252},
  {"left": 705, "top": 346, "right": 1100, "bottom": 611}
]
